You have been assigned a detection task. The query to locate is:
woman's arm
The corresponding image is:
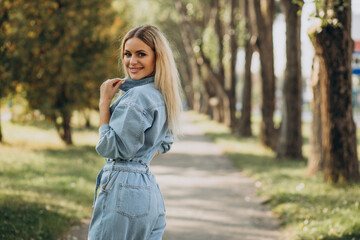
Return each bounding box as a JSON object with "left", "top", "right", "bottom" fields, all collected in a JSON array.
[
  {"left": 99, "top": 78, "right": 125, "bottom": 126},
  {"left": 158, "top": 130, "right": 174, "bottom": 154}
]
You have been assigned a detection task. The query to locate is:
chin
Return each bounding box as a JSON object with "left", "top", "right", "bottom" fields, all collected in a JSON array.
[{"left": 129, "top": 75, "right": 142, "bottom": 80}]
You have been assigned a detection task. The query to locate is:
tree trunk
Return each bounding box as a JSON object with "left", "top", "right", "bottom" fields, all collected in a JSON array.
[
  {"left": 253, "top": 0, "right": 277, "bottom": 149},
  {"left": 309, "top": 0, "right": 359, "bottom": 183},
  {"left": 239, "top": 38, "right": 253, "bottom": 137},
  {"left": 83, "top": 109, "right": 91, "bottom": 128},
  {"left": 53, "top": 111, "right": 73, "bottom": 145},
  {"left": 62, "top": 111, "right": 73, "bottom": 145},
  {"left": 178, "top": 60, "right": 194, "bottom": 109},
  {"left": 212, "top": 0, "right": 230, "bottom": 126},
  {"left": 276, "top": 0, "right": 303, "bottom": 159},
  {"left": 228, "top": 0, "right": 239, "bottom": 130},
  {"left": 239, "top": 0, "right": 254, "bottom": 137},
  {"left": 202, "top": 68, "right": 217, "bottom": 119},
  {"left": 307, "top": 55, "right": 323, "bottom": 175}
]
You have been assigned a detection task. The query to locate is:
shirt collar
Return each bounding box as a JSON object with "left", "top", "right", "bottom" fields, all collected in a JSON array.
[{"left": 119, "top": 76, "right": 155, "bottom": 92}]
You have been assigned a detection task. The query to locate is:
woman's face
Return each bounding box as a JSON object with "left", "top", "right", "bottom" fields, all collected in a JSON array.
[{"left": 123, "top": 37, "right": 156, "bottom": 80}]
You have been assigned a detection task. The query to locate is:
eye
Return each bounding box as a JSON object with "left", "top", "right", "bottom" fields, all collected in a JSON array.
[
  {"left": 124, "top": 52, "right": 131, "bottom": 57},
  {"left": 138, "top": 52, "right": 146, "bottom": 57}
]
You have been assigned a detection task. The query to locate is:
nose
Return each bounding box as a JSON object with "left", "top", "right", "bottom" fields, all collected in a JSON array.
[{"left": 130, "top": 56, "right": 138, "bottom": 65}]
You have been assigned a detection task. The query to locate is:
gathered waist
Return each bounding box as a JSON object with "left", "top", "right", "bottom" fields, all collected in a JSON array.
[
  {"left": 93, "top": 160, "right": 151, "bottom": 207},
  {"left": 103, "top": 159, "right": 150, "bottom": 174}
]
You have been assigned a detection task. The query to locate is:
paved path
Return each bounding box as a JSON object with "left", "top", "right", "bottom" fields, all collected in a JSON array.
[{"left": 65, "top": 113, "right": 283, "bottom": 240}]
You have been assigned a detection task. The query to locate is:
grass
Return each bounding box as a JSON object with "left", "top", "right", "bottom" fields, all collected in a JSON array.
[
  {"left": 1, "top": 109, "right": 360, "bottom": 239},
  {"left": 0, "top": 115, "right": 103, "bottom": 240},
  {"left": 187, "top": 111, "right": 360, "bottom": 240}
]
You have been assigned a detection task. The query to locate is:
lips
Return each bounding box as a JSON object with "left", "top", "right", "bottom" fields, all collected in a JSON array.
[{"left": 129, "top": 67, "right": 143, "bottom": 73}]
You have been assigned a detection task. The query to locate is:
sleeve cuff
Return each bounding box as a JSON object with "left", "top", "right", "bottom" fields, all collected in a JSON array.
[
  {"left": 158, "top": 145, "right": 165, "bottom": 154},
  {"left": 99, "top": 123, "right": 110, "bottom": 137}
]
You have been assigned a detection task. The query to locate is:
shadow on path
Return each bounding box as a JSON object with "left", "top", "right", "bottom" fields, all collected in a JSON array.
[{"left": 151, "top": 114, "right": 283, "bottom": 240}]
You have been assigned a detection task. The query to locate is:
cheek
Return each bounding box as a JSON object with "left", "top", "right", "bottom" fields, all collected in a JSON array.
[{"left": 149, "top": 58, "right": 156, "bottom": 70}]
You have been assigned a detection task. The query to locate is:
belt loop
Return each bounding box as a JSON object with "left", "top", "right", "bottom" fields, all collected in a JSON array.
[
  {"left": 102, "top": 161, "right": 115, "bottom": 190},
  {"left": 93, "top": 167, "right": 104, "bottom": 208}
]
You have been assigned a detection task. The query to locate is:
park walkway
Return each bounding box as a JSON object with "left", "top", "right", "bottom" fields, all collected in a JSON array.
[{"left": 66, "top": 113, "right": 284, "bottom": 240}]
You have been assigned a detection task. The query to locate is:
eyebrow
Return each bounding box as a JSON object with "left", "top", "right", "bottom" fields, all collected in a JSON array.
[{"left": 124, "top": 49, "right": 148, "bottom": 53}]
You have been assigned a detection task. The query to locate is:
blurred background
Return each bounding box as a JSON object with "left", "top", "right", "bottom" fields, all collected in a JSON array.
[{"left": 1, "top": 0, "right": 360, "bottom": 239}]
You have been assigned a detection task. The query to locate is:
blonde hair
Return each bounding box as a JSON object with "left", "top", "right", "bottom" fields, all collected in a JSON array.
[{"left": 120, "top": 25, "right": 182, "bottom": 136}]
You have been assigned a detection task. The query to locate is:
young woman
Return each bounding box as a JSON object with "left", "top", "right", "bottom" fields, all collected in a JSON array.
[{"left": 88, "top": 25, "right": 182, "bottom": 240}]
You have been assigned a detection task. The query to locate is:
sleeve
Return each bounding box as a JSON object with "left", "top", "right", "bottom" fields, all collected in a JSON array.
[
  {"left": 95, "top": 103, "right": 151, "bottom": 160},
  {"left": 158, "top": 129, "right": 174, "bottom": 154}
]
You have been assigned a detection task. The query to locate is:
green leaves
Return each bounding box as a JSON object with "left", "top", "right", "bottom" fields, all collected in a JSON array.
[{"left": 1, "top": 0, "right": 127, "bottom": 143}]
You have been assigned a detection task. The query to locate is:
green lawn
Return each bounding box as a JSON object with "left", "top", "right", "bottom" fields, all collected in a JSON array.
[
  {"left": 1, "top": 110, "right": 360, "bottom": 240},
  {"left": 188, "top": 111, "right": 360, "bottom": 240},
  {"left": 0, "top": 116, "right": 102, "bottom": 240}
]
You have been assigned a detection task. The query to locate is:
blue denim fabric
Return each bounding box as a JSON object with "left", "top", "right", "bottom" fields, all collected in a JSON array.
[
  {"left": 89, "top": 161, "right": 166, "bottom": 240},
  {"left": 95, "top": 76, "right": 173, "bottom": 163},
  {"left": 89, "top": 76, "right": 172, "bottom": 240}
]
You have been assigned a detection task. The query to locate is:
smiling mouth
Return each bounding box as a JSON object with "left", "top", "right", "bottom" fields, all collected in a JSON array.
[{"left": 129, "top": 68, "right": 143, "bottom": 73}]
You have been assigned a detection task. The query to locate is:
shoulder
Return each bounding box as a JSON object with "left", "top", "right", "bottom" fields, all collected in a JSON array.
[{"left": 120, "top": 83, "right": 165, "bottom": 111}]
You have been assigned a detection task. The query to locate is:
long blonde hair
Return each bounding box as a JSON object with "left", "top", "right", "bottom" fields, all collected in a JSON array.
[{"left": 120, "top": 25, "right": 182, "bottom": 136}]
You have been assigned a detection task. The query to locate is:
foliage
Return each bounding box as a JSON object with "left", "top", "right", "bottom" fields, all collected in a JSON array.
[
  {"left": 1, "top": 0, "right": 127, "bottom": 144},
  {"left": 188, "top": 111, "right": 360, "bottom": 240},
  {"left": 0, "top": 119, "right": 103, "bottom": 239},
  {"left": 306, "top": 0, "right": 350, "bottom": 31}
]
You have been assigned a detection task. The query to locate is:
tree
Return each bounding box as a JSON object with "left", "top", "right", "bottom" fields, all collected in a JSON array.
[
  {"left": 308, "top": 0, "right": 359, "bottom": 183},
  {"left": 228, "top": 0, "right": 239, "bottom": 129},
  {"left": 276, "top": 0, "right": 303, "bottom": 159},
  {"left": 2, "top": 0, "right": 124, "bottom": 145},
  {"left": 172, "top": 0, "right": 202, "bottom": 112},
  {"left": 197, "top": 0, "right": 232, "bottom": 126},
  {"left": 253, "top": 0, "right": 277, "bottom": 149},
  {"left": 173, "top": 0, "right": 231, "bottom": 124},
  {"left": 238, "top": 0, "right": 255, "bottom": 137}
]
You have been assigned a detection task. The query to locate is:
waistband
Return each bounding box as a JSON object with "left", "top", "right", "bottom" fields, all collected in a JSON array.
[{"left": 104, "top": 159, "right": 149, "bottom": 174}]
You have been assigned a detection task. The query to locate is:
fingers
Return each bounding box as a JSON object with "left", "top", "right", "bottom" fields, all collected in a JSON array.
[
  {"left": 101, "top": 78, "right": 125, "bottom": 89},
  {"left": 106, "top": 78, "right": 124, "bottom": 86},
  {"left": 113, "top": 79, "right": 125, "bottom": 87}
]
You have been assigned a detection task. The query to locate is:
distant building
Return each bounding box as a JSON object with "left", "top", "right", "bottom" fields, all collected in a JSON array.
[
  {"left": 352, "top": 12, "right": 360, "bottom": 75},
  {"left": 355, "top": 41, "right": 360, "bottom": 52}
]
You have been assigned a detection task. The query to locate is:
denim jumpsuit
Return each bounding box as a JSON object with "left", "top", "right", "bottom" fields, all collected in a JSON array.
[{"left": 88, "top": 76, "right": 173, "bottom": 240}]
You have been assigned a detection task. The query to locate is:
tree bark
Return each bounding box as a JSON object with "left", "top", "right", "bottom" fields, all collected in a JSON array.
[
  {"left": 62, "top": 111, "right": 73, "bottom": 145},
  {"left": 253, "top": 0, "right": 277, "bottom": 149},
  {"left": 276, "top": 0, "right": 303, "bottom": 159},
  {"left": 307, "top": 55, "right": 323, "bottom": 175},
  {"left": 228, "top": 0, "right": 239, "bottom": 130},
  {"left": 239, "top": 39, "right": 253, "bottom": 137},
  {"left": 53, "top": 111, "right": 73, "bottom": 145},
  {"left": 238, "top": 0, "right": 254, "bottom": 137},
  {"left": 309, "top": 0, "right": 359, "bottom": 182}
]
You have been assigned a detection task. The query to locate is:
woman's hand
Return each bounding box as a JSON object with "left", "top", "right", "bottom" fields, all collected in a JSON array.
[
  {"left": 99, "top": 78, "right": 124, "bottom": 126},
  {"left": 99, "top": 78, "right": 125, "bottom": 107}
]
